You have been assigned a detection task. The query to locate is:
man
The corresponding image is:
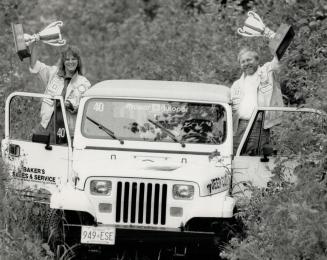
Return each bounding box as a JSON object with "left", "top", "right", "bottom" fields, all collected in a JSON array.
[{"left": 231, "top": 47, "right": 284, "bottom": 154}]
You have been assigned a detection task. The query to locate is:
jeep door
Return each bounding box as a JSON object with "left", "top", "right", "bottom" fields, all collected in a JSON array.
[
  {"left": 232, "top": 107, "right": 324, "bottom": 197},
  {"left": 1, "top": 92, "right": 72, "bottom": 201}
]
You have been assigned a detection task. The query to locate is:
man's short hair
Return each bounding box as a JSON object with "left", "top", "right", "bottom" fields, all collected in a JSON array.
[{"left": 237, "top": 47, "right": 259, "bottom": 63}]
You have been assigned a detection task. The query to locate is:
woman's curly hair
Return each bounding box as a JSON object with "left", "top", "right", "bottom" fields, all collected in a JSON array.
[{"left": 57, "top": 44, "right": 84, "bottom": 76}]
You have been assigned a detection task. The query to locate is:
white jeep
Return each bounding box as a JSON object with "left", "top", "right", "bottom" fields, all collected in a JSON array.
[{"left": 1, "top": 80, "right": 322, "bottom": 259}]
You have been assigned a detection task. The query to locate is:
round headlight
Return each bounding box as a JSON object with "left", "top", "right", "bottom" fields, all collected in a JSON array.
[
  {"left": 90, "top": 180, "right": 112, "bottom": 195},
  {"left": 173, "top": 184, "right": 194, "bottom": 200}
]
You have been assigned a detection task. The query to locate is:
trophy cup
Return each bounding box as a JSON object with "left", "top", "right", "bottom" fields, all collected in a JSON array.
[
  {"left": 12, "top": 21, "right": 66, "bottom": 61},
  {"left": 237, "top": 11, "right": 294, "bottom": 60}
]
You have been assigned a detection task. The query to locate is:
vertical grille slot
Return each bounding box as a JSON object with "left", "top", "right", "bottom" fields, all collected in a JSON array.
[
  {"left": 116, "top": 182, "right": 122, "bottom": 222},
  {"left": 123, "top": 182, "right": 130, "bottom": 223},
  {"left": 161, "top": 184, "right": 167, "bottom": 225},
  {"left": 115, "top": 181, "right": 167, "bottom": 225},
  {"left": 138, "top": 183, "right": 145, "bottom": 223},
  {"left": 153, "top": 184, "right": 160, "bottom": 224},
  {"left": 145, "top": 183, "right": 152, "bottom": 224},
  {"left": 131, "top": 182, "right": 137, "bottom": 223}
]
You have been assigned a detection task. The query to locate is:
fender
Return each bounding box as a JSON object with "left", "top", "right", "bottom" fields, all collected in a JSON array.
[
  {"left": 187, "top": 193, "right": 236, "bottom": 219},
  {"left": 221, "top": 196, "right": 236, "bottom": 218},
  {"left": 50, "top": 184, "right": 97, "bottom": 218}
]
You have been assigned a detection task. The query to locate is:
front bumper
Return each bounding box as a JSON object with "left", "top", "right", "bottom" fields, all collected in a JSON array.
[{"left": 65, "top": 224, "right": 215, "bottom": 246}]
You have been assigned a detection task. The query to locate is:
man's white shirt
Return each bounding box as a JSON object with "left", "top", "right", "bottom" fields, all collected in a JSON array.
[{"left": 237, "top": 71, "right": 259, "bottom": 120}]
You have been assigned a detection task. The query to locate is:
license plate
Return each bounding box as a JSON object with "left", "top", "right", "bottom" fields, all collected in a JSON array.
[{"left": 81, "top": 226, "right": 116, "bottom": 245}]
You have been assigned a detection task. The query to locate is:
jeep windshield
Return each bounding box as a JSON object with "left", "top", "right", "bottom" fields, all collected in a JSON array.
[{"left": 82, "top": 99, "right": 227, "bottom": 145}]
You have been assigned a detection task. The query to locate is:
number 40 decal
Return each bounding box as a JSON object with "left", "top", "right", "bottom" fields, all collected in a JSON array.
[
  {"left": 57, "top": 128, "right": 66, "bottom": 138},
  {"left": 93, "top": 102, "right": 104, "bottom": 112}
]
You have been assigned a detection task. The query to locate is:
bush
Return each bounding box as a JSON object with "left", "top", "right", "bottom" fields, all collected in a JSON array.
[
  {"left": 0, "top": 161, "right": 53, "bottom": 259},
  {"left": 222, "top": 111, "right": 327, "bottom": 259}
]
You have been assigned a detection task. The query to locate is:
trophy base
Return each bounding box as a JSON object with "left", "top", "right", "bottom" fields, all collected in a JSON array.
[
  {"left": 12, "top": 23, "right": 31, "bottom": 61},
  {"left": 269, "top": 24, "right": 295, "bottom": 60}
]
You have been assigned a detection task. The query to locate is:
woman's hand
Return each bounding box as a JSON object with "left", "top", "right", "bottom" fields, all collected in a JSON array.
[
  {"left": 29, "top": 40, "right": 38, "bottom": 69},
  {"left": 65, "top": 100, "right": 77, "bottom": 114}
]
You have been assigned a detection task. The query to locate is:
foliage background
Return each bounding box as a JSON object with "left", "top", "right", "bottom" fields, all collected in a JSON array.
[{"left": 1, "top": 0, "right": 327, "bottom": 259}]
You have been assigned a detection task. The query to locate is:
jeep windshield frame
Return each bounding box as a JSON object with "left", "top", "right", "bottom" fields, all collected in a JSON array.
[{"left": 81, "top": 98, "right": 227, "bottom": 145}]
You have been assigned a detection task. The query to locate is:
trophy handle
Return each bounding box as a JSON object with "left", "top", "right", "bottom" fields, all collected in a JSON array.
[
  {"left": 43, "top": 21, "right": 64, "bottom": 30},
  {"left": 247, "top": 11, "right": 263, "bottom": 25},
  {"left": 46, "top": 39, "right": 66, "bottom": 46},
  {"left": 237, "top": 28, "right": 258, "bottom": 37}
]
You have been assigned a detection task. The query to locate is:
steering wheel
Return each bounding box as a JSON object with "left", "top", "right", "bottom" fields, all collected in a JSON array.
[{"left": 181, "top": 133, "right": 208, "bottom": 142}]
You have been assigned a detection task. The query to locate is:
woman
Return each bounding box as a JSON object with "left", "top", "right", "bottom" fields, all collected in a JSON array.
[{"left": 29, "top": 41, "right": 91, "bottom": 138}]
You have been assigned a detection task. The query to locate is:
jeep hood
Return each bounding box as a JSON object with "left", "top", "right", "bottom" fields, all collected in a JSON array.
[
  {"left": 74, "top": 158, "right": 226, "bottom": 181},
  {"left": 73, "top": 154, "right": 230, "bottom": 196}
]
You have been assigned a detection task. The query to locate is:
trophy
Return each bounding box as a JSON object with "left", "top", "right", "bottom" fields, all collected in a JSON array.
[
  {"left": 12, "top": 21, "right": 66, "bottom": 61},
  {"left": 237, "top": 11, "right": 294, "bottom": 60}
]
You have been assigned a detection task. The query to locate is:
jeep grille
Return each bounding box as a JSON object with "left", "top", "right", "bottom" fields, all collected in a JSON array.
[{"left": 115, "top": 181, "right": 168, "bottom": 225}]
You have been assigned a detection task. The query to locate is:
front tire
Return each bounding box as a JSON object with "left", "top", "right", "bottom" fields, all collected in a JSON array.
[{"left": 43, "top": 209, "right": 66, "bottom": 256}]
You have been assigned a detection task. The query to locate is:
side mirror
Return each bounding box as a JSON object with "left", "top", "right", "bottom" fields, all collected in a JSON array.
[
  {"left": 260, "top": 144, "right": 273, "bottom": 162},
  {"left": 32, "top": 134, "right": 52, "bottom": 150}
]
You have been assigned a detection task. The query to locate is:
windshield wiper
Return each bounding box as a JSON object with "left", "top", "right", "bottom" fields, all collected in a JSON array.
[
  {"left": 147, "top": 119, "right": 185, "bottom": 147},
  {"left": 86, "top": 116, "right": 124, "bottom": 144}
]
